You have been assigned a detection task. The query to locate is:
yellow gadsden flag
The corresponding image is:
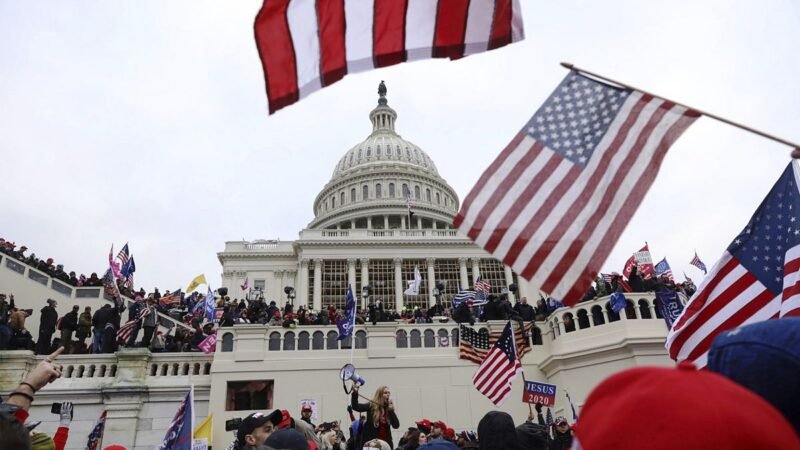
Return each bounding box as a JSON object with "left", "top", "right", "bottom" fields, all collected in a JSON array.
[
  {"left": 194, "top": 414, "right": 212, "bottom": 440},
  {"left": 186, "top": 274, "right": 207, "bottom": 293}
]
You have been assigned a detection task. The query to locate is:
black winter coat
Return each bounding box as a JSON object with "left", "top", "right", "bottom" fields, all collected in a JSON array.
[
  {"left": 39, "top": 306, "right": 58, "bottom": 333},
  {"left": 350, "top": 391, "right": 399, "bottom": 448}
]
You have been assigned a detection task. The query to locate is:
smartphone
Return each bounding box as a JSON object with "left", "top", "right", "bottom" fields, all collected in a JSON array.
[{"left": 49, "top": 403, "right": 73, "bottom": 420}]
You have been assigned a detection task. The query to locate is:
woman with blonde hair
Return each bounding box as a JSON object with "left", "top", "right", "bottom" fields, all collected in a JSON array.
[
  {"left": 318, "top": 429, "right": 344, "bottom": 450},
  {"left": 351, "top": 384, "right": 400, "bottom": 448}
]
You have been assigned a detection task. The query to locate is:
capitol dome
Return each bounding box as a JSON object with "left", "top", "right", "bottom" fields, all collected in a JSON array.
[{"left": 309, "top": 82, "right": 460, "bottom": 230}]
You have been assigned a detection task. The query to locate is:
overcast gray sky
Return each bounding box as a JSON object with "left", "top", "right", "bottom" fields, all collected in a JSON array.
[{"left": 1, "top": 1, "right": 798, "bottom": 293}]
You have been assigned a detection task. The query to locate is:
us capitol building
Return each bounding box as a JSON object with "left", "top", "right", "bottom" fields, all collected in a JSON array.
[{"left": 0, "top": 85, "right": 675, "bottom": 449}]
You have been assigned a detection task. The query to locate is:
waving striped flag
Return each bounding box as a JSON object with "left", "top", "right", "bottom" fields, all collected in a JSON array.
[
  {"left": 458, "top": 323, "right": 531, "bottom": 363},
  {"left": 667, "top": 163, "right": 800, "bottom": 367},
  {"left": 472, "top": 321, "right": 522, "bottom": 406},
  {"left": 454, "top": 71, "right": 699, "bottom": 307},
  {"left": 474, "top": 276, "right": 491, "bottom": 296},
  {"left": 690, "top": 251, "right": 708, "bottom": 274},
  {"left": 117, "top": 308, "right": 150, "bottom": 344},
  {"left": 86, "top": 410, "right": 107, "bottom": 450},
  {"left": 254, "top": 0, "right": 525, "bottom": 114}
]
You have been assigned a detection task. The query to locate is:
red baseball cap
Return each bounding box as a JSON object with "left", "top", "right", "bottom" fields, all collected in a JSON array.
[
  {"left": 278, "top": 409, "right": 293, "bottom": 429},
  {"left": 433, "top": 420, "right": 447, "bottom": 430},
  {"left": 572, "top": 362, "right": 800, "bottom": 450},
  {"left": 415, "top": 419, "right": 432, "bottom": 433}
]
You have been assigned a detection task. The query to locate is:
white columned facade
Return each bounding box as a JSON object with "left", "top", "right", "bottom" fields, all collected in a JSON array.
[
  {"left": 394, "top": 257, "right": 404, "bottom": 312},
  {"left": 347, "top": 258, "right": 357, "bottom": 292},
  {"left": 504, "top": 266, "right": 516, "bottom": 303},
  {"left": 427, "top": 257, "right": 436, "bottom": 307},
  {"left": 367, "top": 217, "right": 372, "bottom": 229},
  {"left": 401, "top": 216, "right": 406, "bottom": 229},
  {"left": 313, "top": 259, "right": 322, "bottom": 311},
  {"left": 360, "top": 258, "right": 369, "bottom": 310},
  {"left": 299, "top": 260, "right": 309, "bottom": 306},
  {"left": 459, "top": 258, "right": 469, "bottom": 290},
  {"left": 384, "top": 215, "right": 389, "bottom": 229}
]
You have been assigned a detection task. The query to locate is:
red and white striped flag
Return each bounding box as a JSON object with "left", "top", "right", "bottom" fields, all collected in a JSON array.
[
  {"left": 454, "top": 71, "right": 699, "bottom": 306},
  {"left": 117, "top": 308, "right": 150, "bottom": 344},
  {"left": 472, "top": 321, "right": 521, "bottom": 406},
  {"left": 667, "top": 162, "right": 800, "bottom": 368},
  {"left": 254, "top": 0, "right": 524, "bottom": 114}
]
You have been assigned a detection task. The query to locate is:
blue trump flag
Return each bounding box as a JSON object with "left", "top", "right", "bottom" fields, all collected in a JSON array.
[
  {"left": 205, "top": 287, "right": 215, "bottom": 322},
  {"left": 656, "top": 290, "right": 685, "bottom": 329},
  {"left": 610, "top": 291, "right": 626, "bottom": 314},
  {"left": 158, "top": 387, "right": 193, "bottom": 450},
  {"left": 337, "top": 285, "right": 356, "bottom": 340}
]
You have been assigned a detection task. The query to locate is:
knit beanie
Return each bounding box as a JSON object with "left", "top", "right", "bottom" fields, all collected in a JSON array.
[{"left": 30, "top": 432, "right": 55, "bottom": 450}]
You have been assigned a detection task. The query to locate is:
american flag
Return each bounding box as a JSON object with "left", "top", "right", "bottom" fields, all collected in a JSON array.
[
  {"left": 459, "top": 323, "right": 531, "bottom": 364},
  {"left": 117, "top": 308, "right": 150, "bottom": 344},
  {"left": 667, "top": 163, "right": 800, "bottom": 368},
  {"left": 454, "top": 72, "right": 699, "bottom": 307},
  {"left": 654, "top": 257, "right": 674, "bottom": 282},
  {"left": 116, "top": 243, "right": 130, "bottom": 267},
  {"left": 690, "top": 251, "right": 708, "bottom": 274},
  {"left": 159, "top": 290, "right": 182, "bottom": 309},
  {"left": 121, "top": 256, "right": 136, "bottom": 290},
  {"left": 254, "top": 0, "right": 524, "bottom": 114},
  {"left": 452, "top": 290, "right": 482, "bottom": 308},
  {"left": 474, "top": 276, "right": 491, "bottom": 296},
  {"left": 600, "top": 273, "right": 614, "bottom": 283},
  {"left": 472, "top": 321, "right": 522, "bottom": 406},
  {"left": 86, "top": 410, "right": 107, "bottom": 450}
]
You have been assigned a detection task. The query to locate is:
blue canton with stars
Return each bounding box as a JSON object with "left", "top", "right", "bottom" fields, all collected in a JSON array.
[
  {"left": 727, "top": 163, "right": 800, "bottom": 294},
  {"left": 523, "top": 72, "right": 631, "bottom": 167}
]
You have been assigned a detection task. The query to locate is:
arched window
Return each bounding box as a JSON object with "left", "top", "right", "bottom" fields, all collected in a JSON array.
[
  {"left": 268, "top": 332, "right": 281, "bottom": 351},
  {"left": 377, "top": 145, "right": 381, "bottom": 156},
  {"left": 312, "top": 331, "right": 325, "bottom": 349},
  {"left": 414, "top": 186, "right": 421, "bottom": 200},
  {"left": 355, "top": 330, "right": 367, "bottom": 349},
  {"left": 327, "top": 331, "right": 339, "bottom": 349},
  {"left": 376, "top": 183, "right": 382, "bottom": 198},
  {"left": 298, "top": 331, "right": 310, "bottom": 350},
  {"left": 351, "top": 188, "right": 356, "bottom": 203},
  {"left": 423, "top": 329, "right": 436, "bottom": 347},
  {"left": 577, "top": 309, "right": 591, "bottom": 329},
  {"left": 402, "top": 184, "right": 409, "bottom": 197},
  {"left": 283, "top": 331, "right": 296, "bottom": 350},
  {"left": 591, "top": 305, "right": 606, "bottom": 326},
  {"left": 221, "top": 333, "right": 234, "bottom": 352},
  {"left": 331, "top": 196, "right": 335, "bottom": 208},
  {"left": 410, "top": 330, "right": 422, "bottom": 348},
  {"left": 396, "top": 330, "right": 408, "bottom": 348},
  {"left": 389, "top": 183, "right": 395, "bottom": 197},
  {"left": 436, "top": 192, "right": 440, "bottom": 204},
  {"left": 425, "top": 188, "right": 431, "bottom": 202},
  {"left": 340, "top": 192, "right": 345, "bottom": 206},
  {"left": 638, "top": 299, "right": 652, "bottom": 319},
  {"left": 362, "top": 185, "right": 369, "bottom": 200}
]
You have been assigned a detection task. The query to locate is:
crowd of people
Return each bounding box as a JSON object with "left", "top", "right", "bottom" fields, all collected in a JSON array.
[
  {"left": 2, "top": 316, "right": 798, "bottom": 449},
  {"left": 0, "top": 237, "right": 104, "bottom": 288}
]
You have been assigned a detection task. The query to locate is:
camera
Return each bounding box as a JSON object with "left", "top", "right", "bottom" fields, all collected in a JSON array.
[{"left": 225, "top": 417, "right": 242, "bottom": 431}]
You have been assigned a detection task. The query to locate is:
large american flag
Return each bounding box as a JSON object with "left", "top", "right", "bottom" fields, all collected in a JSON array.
[
  {"left": 117, "top": 308, "right": 150, "bottom": 344},
  {"left": 116, "top": 243, "right": 130, "bottom": 268},
  {"left": 667, "top": 162, "right": 800, "bottom": 367},
  {"left": 454, "top": 72, "right": 699, "bottom": 306},
  {"left": 472, "top": 321, "right": 522, "bottom": 406},
  {"left": 254, "top": 0, "right": 524, "bottom": 114},
  {"left": 459, "top": 323, "right": 531, "bottom": 364}
]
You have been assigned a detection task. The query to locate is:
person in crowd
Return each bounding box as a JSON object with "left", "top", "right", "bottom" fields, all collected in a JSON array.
[
  {"left": 67, "top": 271, "right": 78, "bottom": 286},
  {"left": 300, "top": 404, "right": 314, "bottom": 428},
  {"left": 220, "top": 305, "right": 236, "bottom": 327},
  {"left": 707, "top": 317, "right": 800, "bottom": 434},
  {"left": 573, "top": 363, "right": 800, "bottom": 449},
  {"left": 452, "top": 300, "right": 475, "bottom": 326},
  {"left": 151, "top": 331, "right": 166, "bottom": 352},
  {"left": 9, "top": 307, "right": 33, "bottom": 350},
  {"left": 477, "top": 411, "right": 520, "bottom": 450},
  {"left": 513, "top": 297, "right": 535, "bottom": 322},
  {"left": 398, "top": 428, "right": 423, "bottom": 450},
  {"left": 140, "top": 297, "right": 158, "bottom": 348},
  {"left": 351, "top": 384, "right": 399, "bottom": 449},
  {"left": 126, "top": 297, "right": 143, "bottom": 347},
  {"left": 428, "top": 301, "right": 443, "bottom": 318},
  {"left": 75, "top": 306, "right": 92, "bottom": 351},
  {"left": 59, "top": 305, "right": 79, "bottom": 353},
  {"left": 430, "top": 421, "right": 446, "bottom": 440},
  {"left": 265, "top": 428, "right": 309, "bottom": 450},
  {"left": 236, "top": 309, "right": 251, "bottom": 324},
  {"left": 318, "top": 429, "right": 344, "bottom": 450},
  {"left": 101, "top": 305, "right": 122, "bottom": 354},
  {"left": 362, "top": 438, "right": 391, "bottom": 450},
  {"left": 36, "top": 299, "right": 59, "bottom": 355},
  {"left": 0, "top": 293, "right": 13, "bottom": 350},
  {"left": 516, "top": 419, "right": 550, "bottom": 450},
  {"left": 269, "top": 311, "right": 282, "bottom": 327},
  {"left": 152, "top": 287, "right": 161, "bottom": 302},
  {"left": 236, "top": 410, "right": 282, "bottom": 450},
  {"left": 549, "top": 416, "right": 572, "bottom": 450},
  {"left": 91, "top": 304, "right": 111, "bottom": 353}
]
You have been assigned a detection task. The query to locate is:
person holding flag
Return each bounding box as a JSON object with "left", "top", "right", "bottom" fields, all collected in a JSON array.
[
  {"left": 337, "top": 285, "right": 356, "bottom": 341},
  {"left": 157, "top": 387, "right": 194, "bottom": 450}
]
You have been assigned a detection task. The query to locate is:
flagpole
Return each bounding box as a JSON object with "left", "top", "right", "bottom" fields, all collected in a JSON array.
[
  {"left": 561, "top": 62, "right": 800, "bottom": 154},
  {"left": 510, "top": 320, "right": 534, "bottom": 417}
]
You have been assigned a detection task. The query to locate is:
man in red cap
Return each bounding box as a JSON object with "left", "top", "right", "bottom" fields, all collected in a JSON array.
[
  {"left": 300, "top": 403, "right": 315, "bottom": 429},
  {"left": 430, "top": 420, "right": 446, "bottom": 440}
]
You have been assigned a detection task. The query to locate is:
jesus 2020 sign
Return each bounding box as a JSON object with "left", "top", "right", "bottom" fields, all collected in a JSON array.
[{"left": 522, "top": 381, "right": 557, "bottom": 406}]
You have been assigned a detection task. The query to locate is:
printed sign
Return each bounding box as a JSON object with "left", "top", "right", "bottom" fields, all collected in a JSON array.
[
  {"left": 522, "top": 381, "right": 557, "bottom": 406},
  {"left": 439, "top": 336, "right": 449, "bottom": 347},
  {"left": 192, "top": 438, "right": 208, "bottom": 450}
]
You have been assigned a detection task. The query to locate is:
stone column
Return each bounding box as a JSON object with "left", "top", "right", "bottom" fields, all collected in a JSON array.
[
  {"left": 417, "top": 216, "right": 422, "bottom": 229},
  {"left": 351, "top": 219, "right": 356, "bottom": 229},
  {"left": 103, "top": 348, "right": 151, "bottom": 449},
  {"left": 432, "top": 220, "right": 438, "bottom": 229},
  {"left": 313, "top": 259, "right": 322, "bottom": 311},
  {"left": 299, "top": 259, "right": 309, "bottom": 308},
  {"left": 384, "top": 215, "right": 389, "bottom": 229},
  {"left": 394, "top": 257, "right": 404, "bottom": 312},
  {"left": 427, "top": 257, "right": 436, "bottom": 307},
  {"left": 401, "top": 215, "right": 406, "bottom": 229},
  {"left": 367, "top": 216, "right": 372, "bottom": 229},
  {"left": 347, "top": 258, "right": 357, "bottom": 292},
  {"left": 504, "top": 266, "right": 516, "bottom": 303},
  {"left": 517, "top": 278, "right": 531, "bottom": 301},
  {"left": 470, "top": 258, "right": 481, "bottom": 285},
  {"left": 360, "top": 258, "right": 370, "bottom": 310},
  {"left": 458, "top": 258, "right": 469, "bottom": 290}
]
